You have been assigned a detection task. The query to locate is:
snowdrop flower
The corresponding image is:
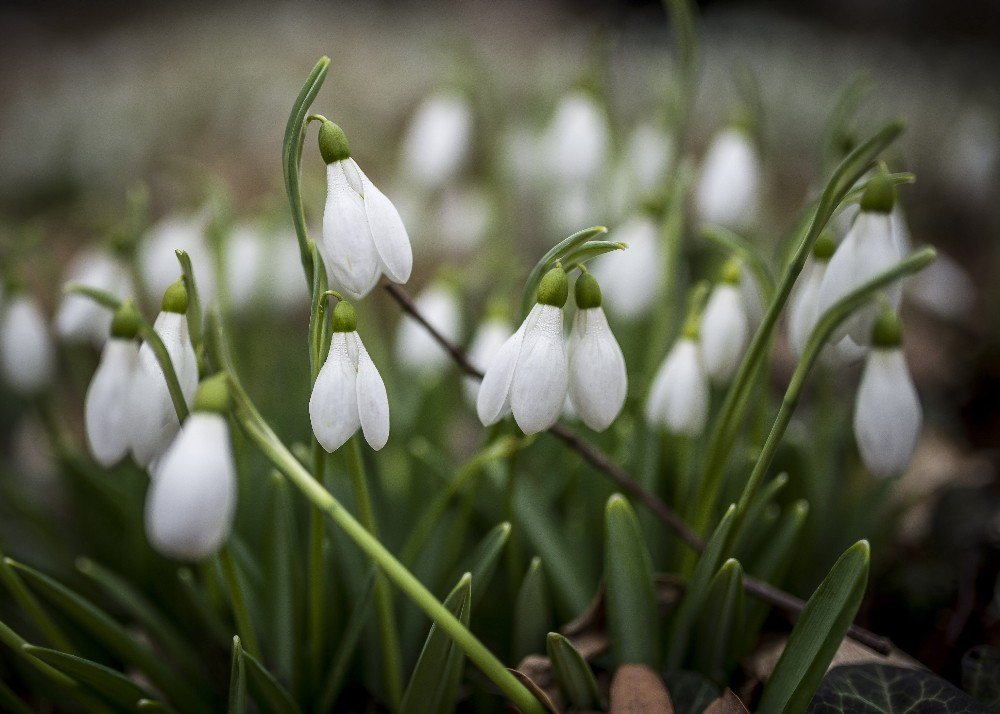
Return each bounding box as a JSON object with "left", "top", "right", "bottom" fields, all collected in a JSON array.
[
  {"left": 395, "top": 281, "right": 462, "bottom": 374},
  {"left": 478, "top": 266, "right": 570, "bottom": 435},
  {"left": 464, "top": 310, "right": 513, "bottom": 406},
  {"left": 543, "top": 92, "right": 609, "bottom": 186},
  {"left": 223, "top": 224, "right": 267, "bottom": 310},
  {"left": 853, "top": 311, "right": 921, "bottom": 478},
  {"left": 55, "top": 249, "right": 134, "bottom": 346},
  {"left": 85, "top": 301, "right": 141, "bottom": 467},
  {"left": 591, "top": 214, "right": 662, "bottom": 319},
  {"left": 695, "top": 126, "right": 761, "bottom": 230},
  {"left": 401, "top": 91, "right": 473, "bottom": 189},
  {"left": 145, "top": 374, "right": 236, "bottom": 560},
  {"left": 310, "top": 299, "right": 390, "bottom": 453},
  {"left": 816, "top": 170, "right": 905, "bottom": 345},
  {"left": 908, "top": 250, "right": 974, "bottom": 321},
  {"left": 128, "top": 280, "right": 199, "bottom": 468},
  {"left": 567, "top": 272, "right": 627, "bottom": 431},
  {"left": 140, "top": 213, "right": 216, "bottom": 306},
  {"left": 316, "top": 119, "right": 412, "bottom": 299},
  {"left": 0, "top": 292, "right": 55, "bottom": 394},
  {"left": 646, "top": 331, "right": 710, "bottom": 437},
  {"left": 700, "top": 259, "right": 749, "bottom": 383}
]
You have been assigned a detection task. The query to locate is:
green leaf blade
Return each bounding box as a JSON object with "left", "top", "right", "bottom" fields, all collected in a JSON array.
[{"left": 546, "top": 633, "right": 602, "bottom": 710}]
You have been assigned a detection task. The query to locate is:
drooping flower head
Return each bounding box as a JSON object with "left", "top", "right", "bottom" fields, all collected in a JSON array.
[
  {"left": 310, "top": 299, "right": 390, "bottom": 453},
  {"left": 477, "top": 266, "right": 570, "bottom": 435},
  {"left": 401, "top": 90, "right": 473, "bottom": 190},
  {"left": 567, "top": 272, "right": 628, "bottom": 432},
  {"left": 465, "top": 302, "right": 513, "bottom": 407},
  {"left": 86, "top": 300, "right": 142, "bottom": 467},
  {"left": 700, "top": 258, "right": 749, "bottom": 384},
  {"left": 55, "top": 248, "right": 134, "bottom": 346},
  {"left": 317, "top": 119, "right": 412, "bottom": 299},
  {"left": 395, "top": 280, "right": 462, "bottom": 375},
  {"left": 694, "top": 125, "right": 761, "bottom": 230},
  {"left": 145, "top": 373, "right": 237, "bottom": 560},
  {"left": 853, "top": 310, "right": 921, "bottom": 478},
  {"left": 128, "top": 279, "right": 199, "bottom": 468},
  {"left": 0, "top": 290, "right": 55, "bottom": 395},
  {"left": 591, "top": 214, "right": 662, "bottom": 320}
]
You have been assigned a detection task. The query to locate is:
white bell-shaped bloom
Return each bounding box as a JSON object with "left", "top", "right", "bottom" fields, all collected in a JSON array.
[
  {"left": 566, "top": 274, "right": 627, "bottom": 432},
  {"left": 477, "top": 268, "right": 569, "bottom": 435},
  {"left": 310, "top": 301, "right": 390, "bottom": 453},
  {"left": 86, "top": 337, "right": 140, "bottom": 467},
  {"left": 224, "top": 224, "right": 268, "bottom": 310},
  {"left": 625, "top": 121, "right": 674, "bottom": 194},
  {"left": 464, "top": 315, "right": 513, "bottom": 406},
  {"left": 591, "top": 215, "right": 662, "bottom": 320},
  {"left": 318, "top": 121, "right": 412, "bottom": 300},
  {"left": 139, "top": 213, "right": 216, "bottom": 306},
  {"left": 127, "top": 290, "right": 199, "bottom": 468},
  {"left": 268, "top": 232, "right": 311, "bottom": 312},
  {"left": 695, "top": 127, "right": 761, "bottom": 230},
  {"left": 0, "top": 294, "right": 55, "bottom": 394},
  {"left": 395, "top": 283, "right": 462, "bottom": 374},
  {"left": 646, "top": 337, "right": 709, "bottom": 436},
  {"left": 55, "top": 250, "right": 133, "bottom": 346},
  {"left": 145, "top": 409, "right": 236, "bottom": 560},
  {"left": 401, "top": 91, "right": 473, "bottom": 189},
  {"left": 543, "top": 92, "right": 609, "bottom": 186},
  {"left": 700, "top": 280, "right": 748, "bottom": 384},
  {"left": 854, "top": 347, "right": 921, "bottom": 478},
  {"left": 908, "top": 250, "right": 974, "bottom": 321}
]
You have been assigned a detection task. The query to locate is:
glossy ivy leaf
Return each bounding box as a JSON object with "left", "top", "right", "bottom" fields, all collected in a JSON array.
[
  {"left": 24, "top": 645, "right": 153, "bottom": 709},
  {"left": 961, "top": 646, "right": 1000, "bottom": 711},
  {"left": 512, "top": 557, "right": 552, "bottom": 663},
  {"left": 808, "top": 664, "right": 991, "bottom": 714},
  {"left": 547, "top": 632, "right": 603, "bottom": 711},
  {"left": 664, "top": 670, "right": 721, "bottom": 714},
  {"left": 604, "top": 494, "right": 659, "bottom": 668},
  {"left": 400, "top": 573, "right": 472, "bottom": 714},
  {"left": 228, "top": 637, "right": 247, "bottom": 714},
  {"left": 666, "top": 505, "right": 737, "bottom": 670},
  {"left": 691, "top": 558, "right": 745, "bottom": 685},
  {"left": 758, "top": 540, "right": 870, "bottom": 714}
]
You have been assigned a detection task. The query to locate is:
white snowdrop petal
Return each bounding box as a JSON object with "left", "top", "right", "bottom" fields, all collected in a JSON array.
[
  {"left": 356, "top": 346, "right": 390, "bottom": 451},
  {"left": 788, "top": 259, "right": 825, "bottom": 358},
  {"left": 144, "top": 414, "right": 236, "bottom": 560},
  {"left": 0, "top": 296, "right": 55, "bottom": 394},
  {"left": 476, "top": 318, "right": 528, "bottom": 426},
  {"left": 85, "top": 338, "right": 139, "bottom": 467},
  {"left": 567, "top": 308, "right": 627, "bottom": 432},
  {"left": 853, "top": 349, "right": 922, "bottom": 478},
  {"left": 309, "top": 333, "right": 361, "bottom": 453},
  {"left": 700, "top": 285, "right": 748, "bottom": 383},
  {"left": 695, "top": 128, "right": 761, "bottom": 229},
  {"left": 464, "top": 320, "right": 513, "bottom": 406},
  {"left": 321, "top": 162, "right": 380, "bottom": 299},
  {"left": 646, "top": 338, "right": 709, "bottom": 436},
  {"left": 511, "top": 304, "right": 569, "bottom": 435},
  {"left": 359, "top": 167, "right": 413, "bottom": 284}
]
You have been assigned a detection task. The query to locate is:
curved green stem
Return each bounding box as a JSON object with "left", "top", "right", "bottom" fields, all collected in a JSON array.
[
  {"left": 519, "top": 226, "right": 607, "bottom": 319},
  {"left": 733, "top": 247, "right": 935, "bottom": 521},
  {"left": 691, "top": 119, "right": 905, "bottom": 535}
]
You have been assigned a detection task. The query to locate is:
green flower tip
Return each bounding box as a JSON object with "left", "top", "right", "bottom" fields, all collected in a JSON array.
[
  {"left": 161, "top": 278, "right": 189, "bottom": 314},
  {"left": 719, "top": 257, "right": 743, "bottom": 286},
  {"left": 318, "top": 121, "right": 351, "bottom": 164},
  {"left": 813, "top": 231, "right": 837, "bottom": 261},
  {"left": 574, "top": 271, "right": 602, "bottom": 309},
  {"left": 871, "top": 309, "right": 903, "bottom": 348},
  {"left": 860, "top": 169, "right": 896, "bottom": 213},
  {"left": 193, "top": 373, "right": 230, "bottom": 414},
  {"left": 331, "top": 299, "right": 358, "bottom": 332},
  {"left": 110, "top": 300, "right": 141, "bottom": 339},
  {"left": 536, "top": 266, "right": 568, "bottom": 307}
]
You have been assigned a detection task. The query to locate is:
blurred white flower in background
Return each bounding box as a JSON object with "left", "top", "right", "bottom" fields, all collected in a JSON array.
[
  {"left": 55, "top": 249, "right": 134, "bottom": 346},
  {"left": 542, "top": 91, "right": 609, "bottom": 187},
  {"left": 700, "top": 273, "right": 749, "bottom": 384},
  {"left": 436, "top": 186, "right": 493, "bottom": 254},
  {"left": 395, "top": 282, "right": 462, "bottom": 375},
  {"left": 646, "top": 336, "right": 709, "bottom": 436},
  {"left": 591, "top": 215, "right": 662, "bottom": 320},
  {"left": 464, "top": 314, "right": 513, "bottom": 406},
  {"left": 624, "top": 121, "right": 674, "bottom": 195},
  {"left": 0, "top": 294, "right": 55, "bottom": 394},
  {"left": 695, "top": 127, "right": 761, "bottom": 230},
  {"left": 140, "top": 213, "right": 216, "bottom": 306},
  {"left": 401, "top": 91, "right": 473, "bottom": 190}
]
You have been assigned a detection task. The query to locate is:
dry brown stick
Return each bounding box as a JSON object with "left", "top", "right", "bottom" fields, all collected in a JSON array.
[{"left": 383, "top": 282, "right": 893, "bottom": 655}]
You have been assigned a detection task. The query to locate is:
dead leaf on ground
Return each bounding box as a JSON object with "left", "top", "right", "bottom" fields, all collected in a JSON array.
[
  {"left": 703, "top": 688, "right": 748, "bottom": 713},
  {"left": 610, "top": 664, "right": 674, "bottom": 714}
]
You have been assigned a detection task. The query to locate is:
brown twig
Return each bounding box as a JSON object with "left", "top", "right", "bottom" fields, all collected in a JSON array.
[{"left": 383, "top": 281, "right": 893, "bottom": 655}]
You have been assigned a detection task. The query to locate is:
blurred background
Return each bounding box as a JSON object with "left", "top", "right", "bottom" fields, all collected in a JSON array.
[{"left": 1, "top": 0, "right": 998, "bottom": 696}]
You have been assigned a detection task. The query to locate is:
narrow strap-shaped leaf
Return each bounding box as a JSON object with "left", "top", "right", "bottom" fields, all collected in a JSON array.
[
  {"left": 546, "top": 633, "right": 603, "bottom": 711},
  {"left": 0, "top": 544, "right": 74, "bottom": 652},
  {"left": 264, "top": 472, "right": 297, "bottom": 684},
  {"left": 729, "top": 473, "right": 788, "bottom": 559},
  {"left": 176, "top": 567, "right": 231, "bottom": 647},
  {"left": 8, "top": 559, "right": 209, "bottom": 714},
  {"left": 451, "top": 522, "right": 510, "bottom": 608},
  {"left": 400, "top": 573, "right": 472, "bottom": 714},
  {"left": 604, "top": 494, "right": 659, "bottom": 668},
  {"left": 316, "top": 569, "right": 377, "bottom": 713},
  {"left": 23, "top": 644, "right": 152, "bottom": 709},
  {"left": 228, "top": 637, "right": 247, "bottom": 714},
  {"left": 520, "top": 226, "right": 608, "bottom": 318},
  {"left": 758, "top": 540, "right": 870, "bottom": 714},
  {"left": 741, "top": 500, "right": 809, "bottom": 655},
  {"left": 666, "top": 505, "right": 737, "bottom": 670},
  {"left": 243, "top": 649, "right": 301, "bottom": 714},
  {"left": 691, "top": 559, "right": 745, "bottom": 684},
  {"left": 512, "top": 557, "right": 552, "bottom": 662},
  {"left": 137, "top": 700, "right": 178, "bottom": 712},
  {"left": 560, "top": 240, "right": 627, "bottom": 270}
]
